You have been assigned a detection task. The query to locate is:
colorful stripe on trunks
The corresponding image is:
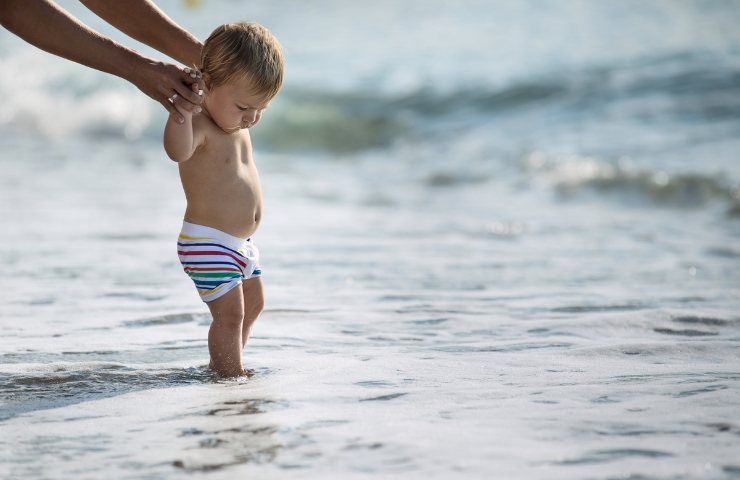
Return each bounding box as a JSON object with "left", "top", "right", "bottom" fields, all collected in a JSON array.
[{"left": 177, "top": 228, "right": 261, "bottom": 302}]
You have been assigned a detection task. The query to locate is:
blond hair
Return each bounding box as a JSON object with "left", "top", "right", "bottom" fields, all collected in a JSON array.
[{"left": 200, "top": 22, "right": 284, "bottom": 98}]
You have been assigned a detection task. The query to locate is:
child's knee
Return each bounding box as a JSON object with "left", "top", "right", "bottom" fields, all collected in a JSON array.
[
  {"left": 243, "top": 296, "right": 264, "bottom": 322},
  {"left": 212, "top": 305, "right": 244, "bottom": 329},
  {"left": 252, "top": 295, "right": 265, "bottom": 314}
]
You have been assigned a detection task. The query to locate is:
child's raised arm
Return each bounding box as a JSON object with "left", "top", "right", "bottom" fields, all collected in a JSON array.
[{"left": 163, "top": 98, "right": 205, "bottom": 162}]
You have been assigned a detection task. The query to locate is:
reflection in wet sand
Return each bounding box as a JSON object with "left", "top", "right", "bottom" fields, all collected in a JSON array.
[{"left": 172, "top": 397, "right": 287, "bottom": 472}]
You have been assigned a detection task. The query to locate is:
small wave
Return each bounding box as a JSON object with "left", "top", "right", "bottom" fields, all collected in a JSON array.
[
  {"left": 549, "top": 304, "right": 645, "bottom": 313},
  {"left": 523, "top": 151, "right": 740, "bottom": 212},
  {"left": 205, "top": 398, "right": 287, "bottom": 417},
  {"left": 431, "top": 342, "right": 573, "bottom": 353},
  {"left": 653, "top": 327, "right": 718, "bottom": 337},
  {"left": 101, "top": 291, "right": 166, "bottom": 302},
  {"left": 257, "top": 55, "right": 740, "bottom": 153},
  {"left": 359, "top": 392, "right": 407, "bottom": 402},
  {"left": 590, "top": 396, "right": 620, "bottom": 404},
  {"left": 556, "top": 448, "right": 673, "bottom": 465},
  {"left": 123, "top": 312, "right": 208, "bottom": 328},
  {"left": 707, "top": 422, "right": 734, "bottom": 432},
  {"left": 673, "top": 384, "right": 728, "bottom": 397},
  {"left": 0, "top": 362, "right": 217, "bottom": 421},
  {"left": 255, "top": 90, "right": 411, "bottom": 153},
  {"left": 672, "top": 315, "right": 732, "bottom": 326},
  {"left": 425, "top": 171, "right": 491, "bottom": 187},
  {"left": 354, "top": 380, "right": 395, "bottom": 388},
  {"left": 93, "top": 232, "right": 161, "bottom": 241},
  {"left": 5, "top": 49, "right": 737, "bottom": 156},
  {"left": 407, "top": 318, "right": 449, "bottom": 325}
]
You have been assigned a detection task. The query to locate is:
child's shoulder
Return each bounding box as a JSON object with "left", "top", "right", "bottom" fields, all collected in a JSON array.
[{"left": 192, "top": 112, "right": 216, "bottom": 136}]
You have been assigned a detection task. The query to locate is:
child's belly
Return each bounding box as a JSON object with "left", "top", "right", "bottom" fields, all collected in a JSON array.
[{"left": 181, "top": 170, "right": 262, "bottom": 239}]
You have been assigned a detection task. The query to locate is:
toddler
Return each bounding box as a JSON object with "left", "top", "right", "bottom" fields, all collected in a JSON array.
[{"left": 163, "top": 22, "right": 284, "bottom": 377}]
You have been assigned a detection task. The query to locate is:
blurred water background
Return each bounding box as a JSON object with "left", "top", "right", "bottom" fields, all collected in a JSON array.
[{"left": 1, "top": 0, "right": 739, "bottom": 478}]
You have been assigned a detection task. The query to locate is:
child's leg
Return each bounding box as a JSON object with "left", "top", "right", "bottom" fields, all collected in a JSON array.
[
  {"left": 241, "top": 277, "right": 265, "bottom": 348},
  {"left": 205, "top": 285, "right": 245, "bottom": 377}
]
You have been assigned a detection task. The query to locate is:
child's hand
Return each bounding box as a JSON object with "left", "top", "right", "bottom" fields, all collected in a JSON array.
[{"left": 168, "top": 92, "right": 195, "bottom": 120}]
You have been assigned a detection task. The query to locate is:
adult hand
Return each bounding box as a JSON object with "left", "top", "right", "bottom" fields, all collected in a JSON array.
[
  {"left": 131, "top": 59, "right": 205, "bottom": 122},
  {"left": 1, "top": 1, "right": 206, "bottom": 121}
]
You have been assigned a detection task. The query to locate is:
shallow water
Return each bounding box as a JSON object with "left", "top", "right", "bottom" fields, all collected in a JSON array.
[{"left": 1, "top": 0, "right": 740, "bottom": 478}]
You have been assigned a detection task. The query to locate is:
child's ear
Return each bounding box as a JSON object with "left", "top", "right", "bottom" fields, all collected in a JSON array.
[{"left": 203, "top": 73, "right": 213, "bottom": 93}]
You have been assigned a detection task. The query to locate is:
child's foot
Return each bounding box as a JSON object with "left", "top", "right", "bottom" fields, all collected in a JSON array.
[{"left": 208, "top": 359, "right": 253, "bottom": 377}]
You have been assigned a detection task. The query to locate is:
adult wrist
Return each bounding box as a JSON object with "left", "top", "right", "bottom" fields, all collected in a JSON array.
[
  {"left": 124, "top": 51, "right": 154, "bottom": 83},
  {"left": 180, "top": 39, "right": 204, "bottom": 69}
]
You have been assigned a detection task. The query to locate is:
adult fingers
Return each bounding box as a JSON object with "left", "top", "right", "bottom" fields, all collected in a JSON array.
[
  {"left": 182, "top": 65, "right": 202, "bottom": 81},
  {"left": 157, "top": 84, "right": 185, "bottom": 123},
  {"left": 171, "top": 94, "right": 190, "bottom": 117},
  {"left": 192, "top": 73, "right": 205, "bottom": 96},
  {"left": 178, "top": 66, "right": 204, "bottom": 104},
  {"left": 156, "top": 64, "right": 203, "bottom": 115},
  {"left": 185, "top": 67, "right": 205, "bottom": 99},
  {"left": 171, "top": 80, "right": 202, "bottom": 111}
]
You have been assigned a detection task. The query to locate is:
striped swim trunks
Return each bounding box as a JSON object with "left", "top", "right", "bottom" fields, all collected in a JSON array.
[{"left": 177, "top": 221, "right": 261, "bottom": 303}]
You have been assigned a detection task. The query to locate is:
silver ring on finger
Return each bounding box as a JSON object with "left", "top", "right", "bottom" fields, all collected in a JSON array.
[{"left": 168, "top": 93, "right": 178, "bottom": 104}]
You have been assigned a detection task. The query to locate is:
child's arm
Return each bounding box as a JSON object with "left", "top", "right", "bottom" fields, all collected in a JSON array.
[{"left": 163, "top": 101, "right": 205, "bottom": 162}]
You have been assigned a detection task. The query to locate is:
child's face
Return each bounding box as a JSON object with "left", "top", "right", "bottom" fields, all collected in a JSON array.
[{"left": 202, "top": 76, "right": 272, "bottom": 134}]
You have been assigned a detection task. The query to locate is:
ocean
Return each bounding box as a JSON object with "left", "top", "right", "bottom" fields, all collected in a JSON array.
[{"left": 1, "top": 0, "right": 739, "bottom": 478}]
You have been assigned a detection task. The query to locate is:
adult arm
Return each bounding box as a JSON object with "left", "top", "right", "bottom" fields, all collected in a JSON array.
[
  {"left": 0, "top": 0, "right": 202, "bottom": 121},
  {"left": 79, "top": 0, "right": 202, "bottom": 68}
]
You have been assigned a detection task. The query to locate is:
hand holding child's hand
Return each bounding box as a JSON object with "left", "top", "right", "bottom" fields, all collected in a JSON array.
[
  {"left": 168, "top": 66, "right": 205, "bottom": 122},
  {"left": 132, "top": 59, "right": 205, "bottom": 123}
]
